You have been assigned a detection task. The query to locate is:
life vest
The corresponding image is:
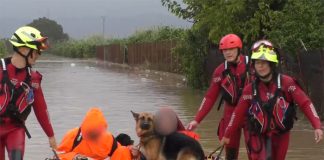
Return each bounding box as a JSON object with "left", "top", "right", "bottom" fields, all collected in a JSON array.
[
  {"left": 247, "top": 74, "right": 296, "bottom": 134},
  {"left": 58, "top": 108, "right": 132, "bottom": 160},
  {"left": 70, "top": 127, "right": 118, "bottom": 156},
  {"left": 178, "top": 130, "right": 200, "bottom": 141},
  {"left": 0, "top": 58, "right": 34, "bottom": 119},
  {"left": 220, "top": 56, "right": 250, "bottom": 106}
]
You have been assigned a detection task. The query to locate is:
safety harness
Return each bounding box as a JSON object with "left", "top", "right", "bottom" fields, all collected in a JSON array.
[
  {"left": 71, "top": 127, "right": 118, "bottom": 157},
  {"left": 0, "top": 58, "right": 32, "bottom": 138},
  {"left": 247, "top": 74, "right": 297, "bottom": 154},
  {"left": 218, "top": 56, "right": 250, "bottom": 110}
]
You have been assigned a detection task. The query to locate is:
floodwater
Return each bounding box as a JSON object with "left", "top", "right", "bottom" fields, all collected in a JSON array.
[{"left": 23, "top": 57, "right": 323, "bottom": 159}]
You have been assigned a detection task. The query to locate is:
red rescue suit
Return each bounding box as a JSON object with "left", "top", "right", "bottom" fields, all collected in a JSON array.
[
  {"left": 195, "top": 55, "right": 251, "bottom": 158},
  {"left": 224, "top": 74, "right": 322, "bottom": 160},
  {"left": 0, "top": 58, "right": 54, "bottom": 160}
]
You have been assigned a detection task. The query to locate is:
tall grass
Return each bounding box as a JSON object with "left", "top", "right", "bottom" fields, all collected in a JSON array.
[
  {"left": 126, "top": 26, "right": 186, "bottom": 43},
  {"left": 50, "top": 36, "right": 108, "bottom": 58},
  {"left": 0, "top": 40, "right": 8, "bottom": 58},
  {"left": 49, "top": 26, "right": 187, "bottom": 58}
]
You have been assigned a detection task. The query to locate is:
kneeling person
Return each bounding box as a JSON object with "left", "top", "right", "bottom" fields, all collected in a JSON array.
[{"left": 57, "top": 108, "right": 132, "bottom": 160}]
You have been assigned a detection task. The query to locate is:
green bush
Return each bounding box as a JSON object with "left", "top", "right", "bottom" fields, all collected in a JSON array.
[
  {"left": 50, "top": 36, "right": 108, "bottom": 58},
  {"left": 0, "top": 40, "right": 7, "bottom": 58},
  {"left": 172, "top": 28, "right": 210, "bottom": 89},
  {"left": 50, "top": 26, "right": 187, "bottom": 58}
]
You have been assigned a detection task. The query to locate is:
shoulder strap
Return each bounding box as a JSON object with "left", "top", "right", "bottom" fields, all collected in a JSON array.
[
  {"left": 71, "top": 127, "right": 83, "bottom": 152},
  {"left": 108, "top": 135, "right": 118, "bottom": 157},
  {"left": 241, "top": 56, "right": 250, "bottom": 81},
  {"left": 240, "top": 56, "right": 250, "bottom": 85},
  {"left": 0, "top": 58, "right": 31, "bottom": 89},
  {"left": 0, "top": 58, "right": 14, "bottom": 94},
  {"left": 222, "top": 61, "right": 230, "bottom": 76},
  {"left": 254, "top": 74, "right": 283, "bottom": 106},
  {"left": 245, "top": 56, "right": 249, "bottom": 65},
  {"left": 224, "top": 60, "right": 228, "bottom": 70},
  {"left": 1, "top": 59, "right": 7, "bottom": 71},
  {"left": 70, "top": 129, "right": 118, "bottom": 156},
  {"left": 273, "top": 74, "right": 282, "bottom": 98},
  {"left": 252, "top": 79, "right": 258, "bottom": 100},
  {"left": 1, "top": 59, "right": 11, "bottom": 86},
  {"left": 277, "top": 74, "right": 281, "bottom": 90}
]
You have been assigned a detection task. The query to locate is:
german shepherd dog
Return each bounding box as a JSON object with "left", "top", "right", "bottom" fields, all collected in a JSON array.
[{"left": 131, "top": 111, "right": 205, "bottom": 160}]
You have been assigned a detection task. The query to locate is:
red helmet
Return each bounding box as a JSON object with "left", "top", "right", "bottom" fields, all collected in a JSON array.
[{"left": 219, "top": 34, "right": 242, "bottom": 50}]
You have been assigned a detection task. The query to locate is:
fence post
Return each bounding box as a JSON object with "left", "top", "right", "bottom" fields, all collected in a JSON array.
[
  {"left": 321, "top": 50, "right": 324, "bottom": 117},
  {"left": 103, "top": 45, "right": 106, "bottom": 62},
  {"left": 170, "top": 40, "right": 173, "bottom": 72}
]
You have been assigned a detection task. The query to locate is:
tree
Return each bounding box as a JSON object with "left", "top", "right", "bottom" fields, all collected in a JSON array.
[
  {"left": 27, "top": 17, "right": 69, "bottom": 43},
  {"left": 172, "top": 28, "right": 210, "bottom": 88},
  {"left": 268, "top": 0, "right": 324, "bottom": 52},
  {"left": 161, "top": 0, "right": 324, "bottom": 53},
  {"left": 161, "top": 0, "right": 323, "bottom": 89}
]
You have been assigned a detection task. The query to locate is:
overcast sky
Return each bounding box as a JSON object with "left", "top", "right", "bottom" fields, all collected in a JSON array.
[{"left": 0, "top": 0, "right": 190, "bottom": 39}]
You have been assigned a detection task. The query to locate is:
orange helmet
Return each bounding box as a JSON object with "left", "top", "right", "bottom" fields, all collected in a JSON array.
[{"left": 219, "top": 34, "right": 242, "bottom": 50}]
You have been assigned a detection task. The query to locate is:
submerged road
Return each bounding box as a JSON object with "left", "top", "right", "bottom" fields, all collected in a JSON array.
[{"left": 24, "top": 57, "right": 323, "bottom": 159}]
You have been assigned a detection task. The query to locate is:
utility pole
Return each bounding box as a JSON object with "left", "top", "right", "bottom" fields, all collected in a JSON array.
[
  {"left": 46, "top": 8, "right": 50, "bottom": 18},
  {"left": 101, "top": 16, "right": 106, "bottom": 38}
]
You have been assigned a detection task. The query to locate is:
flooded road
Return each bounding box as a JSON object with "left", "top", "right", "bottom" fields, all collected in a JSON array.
[{"left": 25, "top": 58, "right": 323, "bottom": 159}]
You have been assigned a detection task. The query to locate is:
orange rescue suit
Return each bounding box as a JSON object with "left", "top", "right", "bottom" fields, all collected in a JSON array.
[{"left": 57, "top": 108, "right": 132, "bottom": 160}]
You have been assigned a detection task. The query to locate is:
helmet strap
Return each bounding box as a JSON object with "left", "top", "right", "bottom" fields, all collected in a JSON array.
[
  {"left": 227, "top": 48, "right": 241, "bottom": 65},
  {"left": 13, "top": 47, "right": 33, "bottom": 68},
  {"left": 234, "top": 49, "right": 241, "bottom": 63}
]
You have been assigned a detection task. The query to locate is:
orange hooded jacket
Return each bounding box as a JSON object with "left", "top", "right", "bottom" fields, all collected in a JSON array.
[{"left": 57, "top": 108, "right": 132, "bottom": 160}]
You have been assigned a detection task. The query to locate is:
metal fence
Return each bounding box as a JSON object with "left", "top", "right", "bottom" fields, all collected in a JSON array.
[
  {"left": 96, "top": 44, "right": 124, "bottom": 64},
  {"left": 297, "top": 49, "right": 324, "bottom": 117}
]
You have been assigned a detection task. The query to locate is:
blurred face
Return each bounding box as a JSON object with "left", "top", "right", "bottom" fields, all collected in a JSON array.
[
  {"left": 154, "top": 110, "right": 177, "bottom": 136},
  {"left": 222, "top": 48, "right": 239, "bottom": 62},
  {"left": 254, "top": 60, "right": 271, "bottom": 77},
  {"left": 84, "top": 127, "right": 105, "bottom": 142}
]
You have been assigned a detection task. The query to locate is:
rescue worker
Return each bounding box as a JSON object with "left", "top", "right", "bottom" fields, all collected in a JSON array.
[
  {"left": 221, "top": 40, "right": 323, "bottom": 160},
  {"left": 187, "top": 34, "right": 251, "bottom": 159},
  {"left": 57, "top": 108, "right": 132, "bottom": 160},
  {"left": 0, "top": 26, "right": 56, "bottom": 160}
]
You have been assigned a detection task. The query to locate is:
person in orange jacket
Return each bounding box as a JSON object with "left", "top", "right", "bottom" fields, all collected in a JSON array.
[{"left": 57, "top": 108, "right": 132, "bottom": 160}]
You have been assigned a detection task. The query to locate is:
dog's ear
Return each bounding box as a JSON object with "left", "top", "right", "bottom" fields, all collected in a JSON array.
[{"left": 131, "top": 111, "right": 139, "bottom": 121}]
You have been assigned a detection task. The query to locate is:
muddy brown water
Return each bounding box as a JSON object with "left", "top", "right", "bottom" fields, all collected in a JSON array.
[{"left": 22, "top": 58, "right": 323, "bottom": 159}]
